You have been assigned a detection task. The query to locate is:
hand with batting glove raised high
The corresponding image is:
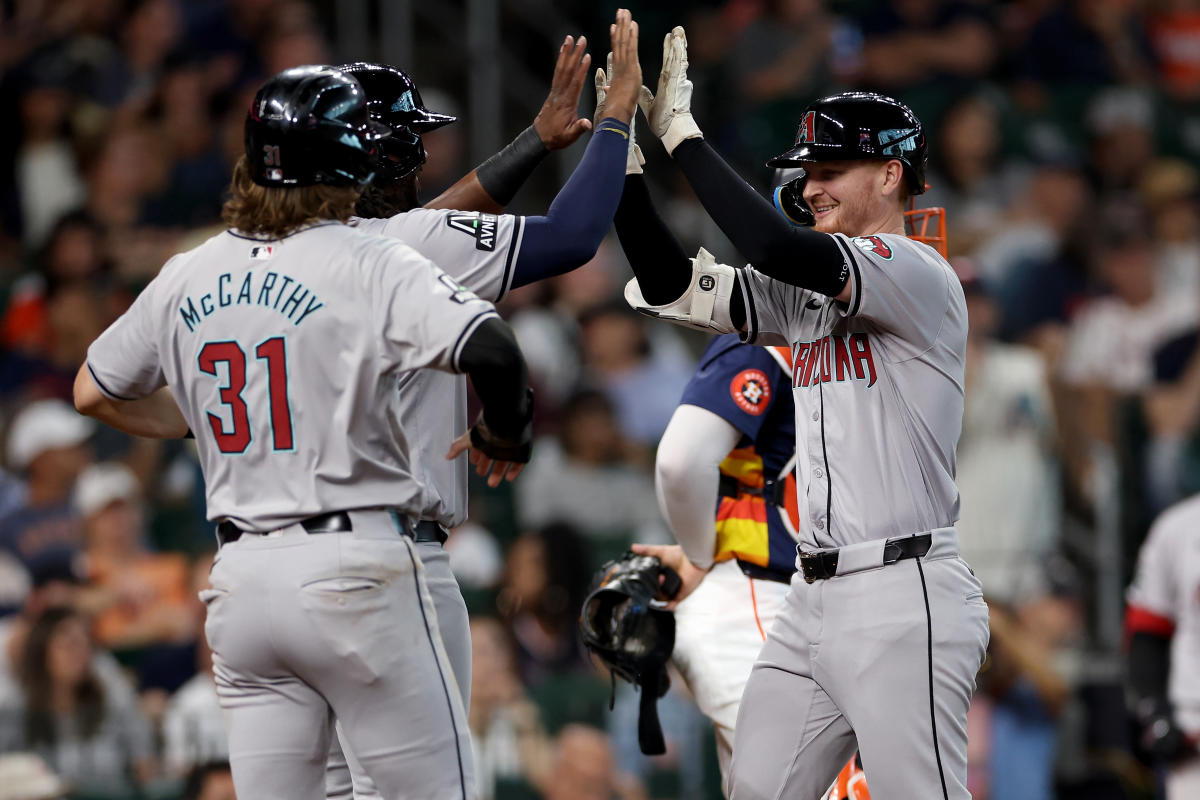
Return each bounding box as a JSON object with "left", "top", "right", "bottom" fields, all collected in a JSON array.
[
  {"left": 641, "top": 26, "right": 703, "bottom": 156},
  {"left": 594, "top": 51, "right": 651, "bottom": 174},
  {"left": 596, "top": 9, "right": 642, "bottom": 126}
]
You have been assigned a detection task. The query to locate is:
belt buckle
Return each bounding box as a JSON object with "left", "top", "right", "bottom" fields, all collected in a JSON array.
[{"left": 799, "top": 551, "right": 820, "bottom": 584}]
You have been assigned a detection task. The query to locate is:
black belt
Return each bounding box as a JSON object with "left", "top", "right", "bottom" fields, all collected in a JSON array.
[
  {"left": 798, "top": 533, "right": 932, "bottom": 584},
  {"left": 215, "top": 512, "right": 447, "bottom": 547},
  {"left": 718, "top": 473, "right": 787, "bottom": 507}
]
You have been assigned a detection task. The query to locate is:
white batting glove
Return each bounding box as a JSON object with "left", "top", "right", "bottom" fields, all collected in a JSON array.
[
  {"left": 595, "top": 53, "right": 645, "bottom": 175},
  {"left": 643, "top": 26, "right": 703, "bottom": 156}
]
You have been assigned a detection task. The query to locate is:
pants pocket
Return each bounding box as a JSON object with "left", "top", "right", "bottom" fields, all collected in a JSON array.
[{"left": 299, "top": 575, "right": 400, "bottom": 684}]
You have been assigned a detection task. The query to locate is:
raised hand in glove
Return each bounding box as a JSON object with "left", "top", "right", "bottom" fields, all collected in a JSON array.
[
  {"left": 641, "top": 26, "right": 703, "bottom": 156},
  {"left": 594, "top": 51, "right": 651, "bottom": 174}
]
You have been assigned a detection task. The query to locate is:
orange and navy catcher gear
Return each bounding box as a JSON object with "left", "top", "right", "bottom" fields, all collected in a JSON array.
[{"left": 679, "top": 335, "right": 800, "bottom": 581}]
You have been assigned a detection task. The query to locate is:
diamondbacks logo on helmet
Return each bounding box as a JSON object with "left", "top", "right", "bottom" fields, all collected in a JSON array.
[
  {"left": 798, "top": 110, "right": 816, "bottom": 144},
  {"left": 731, "top": 369, "right": 771, "bottom": 415}
]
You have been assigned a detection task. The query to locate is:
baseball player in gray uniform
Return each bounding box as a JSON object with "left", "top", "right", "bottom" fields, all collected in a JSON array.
[
  {"left": 617, "top": 27, "right": 989, "bottom": 800},
  {"left": 318, "top": 14, "right": 644, "bottom": 800},
  {"left": 73, "top": 65, "right": 538, "bottom": 800}
]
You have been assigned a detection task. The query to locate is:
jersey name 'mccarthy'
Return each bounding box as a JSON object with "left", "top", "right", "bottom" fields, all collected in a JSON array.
[
  {"left": 790, "top": 332, "right": 877, "bottom": 389},
  {"left": 178, "top": 270, "right": 324, "bottom": 332}
]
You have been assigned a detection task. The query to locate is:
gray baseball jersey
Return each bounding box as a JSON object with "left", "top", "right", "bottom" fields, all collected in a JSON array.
[
  {"left": 354, "top": 209, "right": 525, "bottom": 527},
  {"left": 736, "top": 232, "right": 967, "bottom": 551},
  {"left": 719, "top": 232, "right": 987, "bottom": 800},
  {"left": 85, "top": 221, "right": 498, "bottom": 531}
]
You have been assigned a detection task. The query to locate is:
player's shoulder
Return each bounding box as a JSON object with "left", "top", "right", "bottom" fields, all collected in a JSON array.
[{"left": 1148, "top": 493, "right": 1200, "bottom": 544}]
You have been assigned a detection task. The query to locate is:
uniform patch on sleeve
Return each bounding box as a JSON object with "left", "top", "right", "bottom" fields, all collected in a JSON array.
[
  {"left": 446, "top": 212, "right": 497, "bottom": 252},
  {"left": 730, "top": 369, "right": 771, "bottom": 415},
  {"left": 851, "top": 236, "right": 892, "bottom": 260}
]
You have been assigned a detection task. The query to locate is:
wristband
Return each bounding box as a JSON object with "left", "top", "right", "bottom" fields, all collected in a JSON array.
[{"left": 476, "top": 126, "right": 549, "bottom": 206}]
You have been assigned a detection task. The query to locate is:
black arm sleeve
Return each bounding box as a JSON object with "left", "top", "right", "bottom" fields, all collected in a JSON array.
[
  {"left": 613, "top": 175, "right": 745, "bottom": 328},
  {"left": 458, "top": 317, "right": 532, "bottom": 440},
  {"left": 1129, "top": 631, "right": 1172, "bottom": 706},
  {"left": 672, "top": 138, "right": 848, "bottom": 297}
]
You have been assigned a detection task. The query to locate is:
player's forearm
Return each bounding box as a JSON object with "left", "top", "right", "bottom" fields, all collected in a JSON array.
[
  {"left": 74, "top": 365, "right": 189, "bottom": 439},
  {"left": 424, "top": 171, "right": 505, "bottom": 214},
  {"left": 1128, "top": 630, "right": 1173, "bottom": 706},
  {"left": 508, "top": 118, "right": 631, "bottom": 287},
  {"left": 612, "top": 175, "right": 748, "bottom": 329},
  {"left": 655, "top": 405, "right": 742, "bottom": 568},
  {"left": 458, "top": 317, "right": 532, "bottom": 440},
  {"left": 672, "top": 138, "right": 847, "bottom": 296}
]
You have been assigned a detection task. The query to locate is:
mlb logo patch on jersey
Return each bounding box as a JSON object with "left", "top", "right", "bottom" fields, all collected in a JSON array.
[
  {"left": 250, "top": 245, "right": 275, "bottom": 260},
  {"left": 731, "top": 368, "right": 771, "bottom": 415}
]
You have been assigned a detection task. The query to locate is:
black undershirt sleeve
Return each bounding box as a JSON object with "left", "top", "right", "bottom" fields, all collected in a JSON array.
[
  {"left": 613, "top": 175, "right": 745, "bottom": 329},
  {"left": 672, "top": 138, "right": 849, "bottom": 297},
  {"left": 1128, "top": 631, "right": 1172, "bottom": 705},
  {"left": 458, "top": 317, "right": 532, "bottom": 440}
]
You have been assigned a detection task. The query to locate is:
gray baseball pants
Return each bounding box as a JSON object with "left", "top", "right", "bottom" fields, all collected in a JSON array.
[
  {"left": 728, "top": 528, "right": 989, "bottom": 800},
  {"left": 325, "top": 541, "right": 472, "bottom": 800},
  {"left": 202, "top": 512, "right": 474, "bottom": 800}
]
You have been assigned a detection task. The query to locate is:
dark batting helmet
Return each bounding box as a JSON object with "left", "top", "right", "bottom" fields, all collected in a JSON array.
[
  {"left": 244, "top": 65, "right": 391, "bottom": 188},
  {"left": 767, "top": 91, "right": 928, "bottom": 196},
  {"left": 337, "top": 62, "right": 458, "bottom": 182}
]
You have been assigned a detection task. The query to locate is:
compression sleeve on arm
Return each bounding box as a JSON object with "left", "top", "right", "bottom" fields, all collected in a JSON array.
[
  {"left": 458, "top": 317, "right": 532, "bottom": 440},
  {"left": 655, "top": 404, "right": 744, "bottom": 569},
  {"left": 1128, "top": 631, "right": 1172, "bottom": 706},
  {"left": 508, "top": 118, "right": 630, "bottom": 288},
  {"left": 613, "top": 174, "right": 746, "bottom": 328},
  {"left": 475, "top": 125, "right": 550, "bottom": 207},
  {"left": 672, "top": 138, "right": 848, "bottom": 296}
]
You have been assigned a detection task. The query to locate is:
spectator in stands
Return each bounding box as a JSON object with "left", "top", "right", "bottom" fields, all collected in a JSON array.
[
  {"left": 91, "top": 0, "right": 182, "bottom": 109},
  {"left": 1146, "top": 0, "right": 1200, "bottom": 100},
  {"left": 495, "top": 524, "right": 593, "bottom": 686},
  {"left": 516, "top": 391, "right": 666, "bottom": 540},
  {"left": 468, "top": 616, "right": 552, "bottom": 800},
  {"left": 954, "top": 261, "right": 1061, "bottom": 604},
  {"left": 1014, "top": 0, "right": 1152, "bottom": 91},
  {"left": 0, "top": 606, "right": 155, "bottom": 797},
  {"left": 183, "top": 760, "right": 236, "bottom": 800},
  {"left": 75, "top": 462, "right": 192, "bottom": 651},
  {"left": 0, "top": 752, "right": 67, "bottom": 800},
  {"left": 1142, "top": 159, "right": 1200, "bottom": 301},
  {"left": 539, "top": 723, "right": 647, "bottom": 800},
  {"left": 1061, "top": 222, "right": 1195, "bottom": 396},
  {"left": 979, "top": 562, "right": 1085, "bottom": 800},
  {"left": 1143, "top": 313, "right": 1200, "bottom": 511},
  {"left": 923, "top": 92, "right": 1027, "bottom": 256},
  {"left": 1085, "top": 86, "right": 1157, "bottom": 201},
  {"left": 10, "top": 49, "right": 87, "bottom": 247},
  {"left": 162, "top": 629, "right": 227, "bottom": 779},
  {"left": 1, "top": 210, "right": 112, "bottom": 357},
  {"left": 578, "top": 302, "right": 693, "bottom": 447},
  {"left": 858, "top": 0, "right": 997, "bottom": 92},
  {"left": 0, "top": 400, "right": 92, "bottom": 574}
]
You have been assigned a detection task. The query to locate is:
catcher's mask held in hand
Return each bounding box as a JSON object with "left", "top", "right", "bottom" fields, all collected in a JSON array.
[{"left": 579, "top": 552, "right": 682, "bottom": 755}]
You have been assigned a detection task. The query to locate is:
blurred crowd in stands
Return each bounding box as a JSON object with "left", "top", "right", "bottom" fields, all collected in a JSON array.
[{"left": 1, "top": 0, "right": 1199, "bottom": 797}]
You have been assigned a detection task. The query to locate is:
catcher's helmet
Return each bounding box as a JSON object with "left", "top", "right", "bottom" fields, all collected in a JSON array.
[
  {"left": 767, "top": 91, "right": 927, "bottom": 196},
  {"left": 244, "top": 65, "right": 391, "bottom": 188},
  {"left": 338, "top": 62, "right": 458, "bottom": 181}
]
